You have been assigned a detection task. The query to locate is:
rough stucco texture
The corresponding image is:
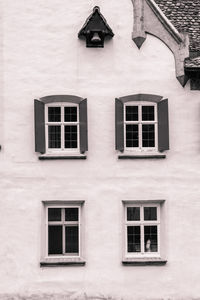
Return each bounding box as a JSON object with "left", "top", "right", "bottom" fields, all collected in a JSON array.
[
  {"left": 0, "top": 296, "right": 113, "bottom": 300},
  {"left": 0, "top": 0, "right": 200, "bottom": 300},
  {"left": 155, "top": 0, "right": 200, "bottom": 53}
]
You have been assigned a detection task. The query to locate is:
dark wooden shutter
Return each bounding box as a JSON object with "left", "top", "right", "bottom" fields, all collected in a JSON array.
[
  {"left": 79, "top": 99, "right": 88, "bottom": 153},
  {"left": 158, "top": 98, "right": 169, "bottom": 151},
  {"left": 34, "top": 99, "right": 45, "bottom": 154},
  {"left": 115, "top": 98, "right": 124, "bottom": 151}
]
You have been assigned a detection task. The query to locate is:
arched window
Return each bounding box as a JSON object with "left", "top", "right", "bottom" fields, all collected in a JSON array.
[
  {"left": 34, "top": 95, "right": 88, "bottom": 158},
  {"left": 115, "top": 94, "right": 169, "bottom": 157}
]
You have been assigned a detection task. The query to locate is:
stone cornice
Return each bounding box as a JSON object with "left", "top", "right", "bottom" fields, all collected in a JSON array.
[
  {"left": 146, "top": 0, "right": 183, "bottom": 44},
  {"left": 131, "top": 0, "right": 190, "bottom": 87}
]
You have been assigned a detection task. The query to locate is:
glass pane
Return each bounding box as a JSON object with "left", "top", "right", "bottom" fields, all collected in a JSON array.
[
  {"left": 142, "top": 124, "right": 155, "bottom": 147},
  {"left": 126, "top": 106, "right": 138, "bottom": 121},
  {"left": 65, "top": 226, "right": 79, "bottom": 254},
  {"left": 144, "top": 207, "right": 157, "bottom": 221},
  {"left": 127, "top": 226, "right": 141, "bottom": 252},
  {"left": 142, "top": 106, "right": 154, "bottom": 121},
  {"left": 48, "top": 107, "right": 61, "bottom": 122},
  {"left": 65, "top": 125, "right": 77, "bottom": 148},
  {"left": 144, "top": 226, "right": 158, "bottom": 252},
  {"left": 64, "top": 107, "right": 77, "bottom": 122},
  {"left": 48, "top": 126, "right": 61, "bottom": 148},
  {"left": 48, "top": 208, "right": 61, "bottom": 221},
  {"left": 65, "top": 208, "right": 79, "bottom": 221},
  {"left": 127, "top": 207, "right": 140, "bottom": 221},
  {"left": 48, "top": 226, "right": 62, "bottom": 255},
  {"left": 126, "top": 124, "right": 139, "bottom": 147}
]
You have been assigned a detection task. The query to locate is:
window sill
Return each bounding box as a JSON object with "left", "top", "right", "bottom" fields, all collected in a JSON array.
[
  {"left": 38, "top": 154, "right": 87, "bottom": 160},
  {"left": 40, "top": 258, "right": 86, "bottom": 267},
  {"left": 122, "top": 258, "right": 167, "bottom": 266},
  {"left": 118, "top": 154, "right": 166, "bottom": 159}
]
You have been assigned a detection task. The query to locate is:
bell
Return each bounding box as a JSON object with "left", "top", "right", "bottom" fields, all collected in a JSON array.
[{"left": 91, "top": 32, "right": 101, "bottom": 43}]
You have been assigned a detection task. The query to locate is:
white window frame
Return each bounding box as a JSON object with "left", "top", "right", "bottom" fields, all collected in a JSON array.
[
  {"left": 45, "top": 102, "right": 80, "bottom": 154},
  {"left": 41, "top": 201, "right": 84, "bottom": 263},
  {"left": 124, "top": 101, "right": 158, "bottom": 153},
  {"left": 124, "top": 202, "right": 161, "bottom": 258}
]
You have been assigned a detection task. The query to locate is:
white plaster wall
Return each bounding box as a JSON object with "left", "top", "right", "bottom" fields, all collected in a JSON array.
[{"left": 0, "top": 0, "right": 200, "bottom": 299}]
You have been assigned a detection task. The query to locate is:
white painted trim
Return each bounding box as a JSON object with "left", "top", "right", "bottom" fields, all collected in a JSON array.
[
  {"left": 124, "top": 101, "right": 158, "bottom": 153},
  {"left": 123, "top": 202, "right": 162, "bottom": 259},
  {"left": 45, "top": 102, "right": 80, "bottom": 154},
  {"left": 41, "top": 201, "right": 84, "bottom": 263}
]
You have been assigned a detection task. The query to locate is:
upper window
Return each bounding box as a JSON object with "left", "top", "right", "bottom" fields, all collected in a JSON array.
[
  {"left": 125, "top": 102, "right": 157, "bottom": 151},
  {"left": 41, "top": 201, "right": 85, "bottom": 266},
  {"left": 46, "top": 103, "right": 79, "bottom": 152},
  {"left": 34, "top": 95, "right": 88, "bottom": 157},
  {"left": 115, "top": 94, "right": 169, "bottom": 156}
]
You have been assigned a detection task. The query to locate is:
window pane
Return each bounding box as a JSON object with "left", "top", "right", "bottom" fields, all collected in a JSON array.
[
  {"left": 142, "top": 106, "right": 154, "bottom": 121},
  {"left": 48, "top": 208, "right": 61, "bottom": 221},
  {"left": 142, "top": 124, "right": 155, "bottom": 147},
  {"left": 126, "top": 124, "right": 139, "bottom": 147},
  {"left": 48, "top": 107, "right": 61, "bottom": 122},
  {"left": 126, "top": 106, "right": 138, "bottom": 121},
  {"left": 127, "top": 207, "right": 140, "bottom": 221},
  {"left": 127, "top": 226, "right": 141, "bottom": 252},
  {"left": 65, "top": 125, "right": 77, "bottom": 148},
  {"left": 64, "top": 107, "right": 77, "bottom": 122},
  {"left": 48, "top": 126, "right": 61, "bottom": 148},
  {"left": 144, "top": 207, "right": 157, "bottom": 221},
  {"left": 65, "top": 226, "right": 79, "bottom": 253},
  {"left": 144, "top": 226, "right": 158, "bottom": 252},
  {"left": 48, "top": 226, "right": 62, "bottom": 255},
  {"left": 65, "top": 208, "right": 79, "bottom": 221}
]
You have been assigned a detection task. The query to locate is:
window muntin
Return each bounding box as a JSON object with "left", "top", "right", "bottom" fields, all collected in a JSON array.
[
  {"left": 124, "top": 102, "right": 158, "bottom": 152},
  {"left": 64, "top": 107, "right": 77, "bottom": 122},
  {"left": 127, "top": 226, "right": 141, "bottom": 253},
  {"left": 64, "top": 125, "right": 77, "bottom": 149},
  {"left": 48, "top": 126, "right": 61, "bottom": 149},
  {"left": 48, "top": 107, "right": 61, "bottom": 122},
  {"left": 144, "top": 225, "right": 158, "bottom": 252},
  {"left": 126, "top": 106, "right": 138, "bottom": 121},
  {"left": 125, "top": 203, "right": 160, "bottom": 257},
  {"left": 45, "top": 103, "right": 79, "bottom": 153},
  {"left": 142, "top": 124, "right": 155, "bottom": 147},
  {"left": 47, "top": 206, "right": 81, "bottom": 257},
  {"left": 127, "top": 207, "right": 140, "bottom": 221}
]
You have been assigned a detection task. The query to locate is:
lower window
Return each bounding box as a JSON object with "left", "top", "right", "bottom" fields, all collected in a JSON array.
[
  {"left": 48, "top": 207, "right": 80, "bottom": 255},
  {"left": 123, "top": 201, "right": 165, "bottom": 261},
  {"left": 41, "top": 201, "right": 85, "bottom": 266}
]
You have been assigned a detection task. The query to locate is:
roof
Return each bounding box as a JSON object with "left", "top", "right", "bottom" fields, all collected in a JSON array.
[
  {"left": 78, "top": 6, "right": 114, "bottom": 38},
  {"left": 185, "top": 56, "right": 200, "bottom": 69},
  {"left": 155, "top": 0, "right": 200, "bottom": 55}
]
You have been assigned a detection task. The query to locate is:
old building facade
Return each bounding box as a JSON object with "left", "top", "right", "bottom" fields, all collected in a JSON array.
[{"left": 0, "top": 0, "right": 200, "bottom": 299}]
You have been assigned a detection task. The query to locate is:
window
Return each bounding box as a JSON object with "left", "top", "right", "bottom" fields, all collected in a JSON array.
[
  {"left": 116, "top": 94, "right": 169, "bottom": 157},
  {"left": 125, "top": 203, "right": 160, "bottom": 256},
  {"left": 46, "top": 103, "right": 79, "bottom": 152},
  {"left": 125, "top": 102, "right": 157, "bottom": 151},
  {"left": 41, "top": 201, "right": 85, "bottom": 266},
  {"left": 123, "top": 201, "right": 167, "bottom": 265},
  {"left": 35, "top": 95, "right": 88, "bottom": 158}
]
